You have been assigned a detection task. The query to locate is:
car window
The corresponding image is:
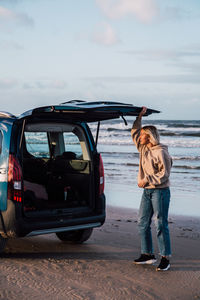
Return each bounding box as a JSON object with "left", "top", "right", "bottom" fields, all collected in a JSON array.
[
  {"left": 24, "top": 123, "right": 89, "bottom": 160},
  {"left": 24, "top": 132, "right": 50, "bottom": 158},
  {"left": 63, "top": 132, "right": 83, "bottom": 157}
]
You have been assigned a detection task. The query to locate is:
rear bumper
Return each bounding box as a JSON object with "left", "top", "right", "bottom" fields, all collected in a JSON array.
[
  {"left": 27, "top": 222, "right": 102, "bottom": 237},
  {"left": 17, "top": 212, "right": 105, "bottom": 237}
]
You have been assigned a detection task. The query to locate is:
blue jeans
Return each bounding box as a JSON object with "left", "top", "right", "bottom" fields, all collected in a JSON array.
[{"left": 138, "top": 188, "right": 171, "bottom": 256}]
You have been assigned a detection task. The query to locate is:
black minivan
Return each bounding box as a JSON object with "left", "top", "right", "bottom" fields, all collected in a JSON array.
[{"left": 0, "top": 100, "right": 159, "bottom": 252}]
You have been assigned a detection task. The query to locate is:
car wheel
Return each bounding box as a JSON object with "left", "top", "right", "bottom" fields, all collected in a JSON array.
[
  {"left": 56, "top": 228, "right": 93, "bottom": 244},
  {"left": 0, "top": 234, "right": 7, "bottom": 253}
]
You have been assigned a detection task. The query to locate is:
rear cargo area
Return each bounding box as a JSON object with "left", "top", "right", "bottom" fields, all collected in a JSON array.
[{"left": 22, "top": 122, "right": 94, "bottom": 214}]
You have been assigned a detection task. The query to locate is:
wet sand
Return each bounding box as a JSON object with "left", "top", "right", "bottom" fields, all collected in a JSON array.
[{"left": 0, "top": 205, "right": 200, "bottom": 300}]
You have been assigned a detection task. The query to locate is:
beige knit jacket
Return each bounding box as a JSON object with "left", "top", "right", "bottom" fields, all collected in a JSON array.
[{"left": 131, "top": 117, "right": 172, "bottom": 189}]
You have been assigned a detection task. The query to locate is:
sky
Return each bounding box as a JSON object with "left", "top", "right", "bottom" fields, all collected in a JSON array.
[{"left": 0, "top": 0, "right": 200, "bottom": 119}]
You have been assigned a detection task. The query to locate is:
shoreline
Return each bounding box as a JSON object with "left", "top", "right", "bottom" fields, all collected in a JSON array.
[
  {"left": 108, "top": 204, "right": 200, "bottom": 219},
  {"left": 107, "top": 203, "right": 200, "bottom": 220},
  {"left": 105, "top": 182, "right": 200, "bottom": 218}
]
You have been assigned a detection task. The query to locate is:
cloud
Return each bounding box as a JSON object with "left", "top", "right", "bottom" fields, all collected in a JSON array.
[
  {"left": 0, "top": 6, "right": 34, "bottom": 31},
  {"left": 189, "top": 97, "right": 200, "bottom": 104},
  {"left": 171, "top": 62, "right": 200, "bottom": 74},
  {"left": 0, "top": 78, "right": 18, "bottom": 88},
  {"left": 0, "top": 39, "right": 23, "bottom": 50},
  {"left": 0, "top": 0, "right": 21, "bottom": 4},
  {"left": 162, "top": 5, "right": 192, "bottom": 21},
  {"left": 23, "top": 80, "right": 68, "bottom": 90},
  {"left": 121, "top": 46, "right": 200, "bottom": 74},
  {"left": 121, "top": 47, "right": 200, "bottom": 61},
  {"left": 51, "top": 80, "right": 68, "bottom": 89},
  {"left": 96, "top": 0, "right": 158, "bottom": 23},
  {"left": 92, "top": 22, "right": 120, "bottom": 46},
  {"left": 122, "top": 49, "right": 180, "bottom": 61},
  {"left": 84, "top": 74, "right": 200, "bottom": 84}
]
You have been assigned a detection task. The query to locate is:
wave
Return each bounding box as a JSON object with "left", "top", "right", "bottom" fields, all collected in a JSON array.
[
  {"left": 192, "top": 177, "right": 200, "bottom": 181},
  {"left": 93, "top": 126, "right": 200, "bottom": 138},
  {"left": 141, "top": 120, "right": 200, "bottom": 128},
  {"left": 107, "top": 127, "right": 130, "bottom": 132},
  {"left": 166, "top": 123, "right": 200, "bottom": 129},
  {"left": 98, "top": 138, "right": 200, "bottom": 147},
  {"left": 172, "top": 156, "right": 200, "bottom": 161},
  {"left": 101, "top": 151, "right": 139, "bottom": 156},
  {"left": 96, "top": 129, "right": 200, "bottom": 138},
  {"left": 160, "top": 131, "right": 200, "bottom": 137},
  {"left": 172, "top": 165, "right": 200, "bottom": 170},
  {"left": 103, "top": 161, "right": 200, "bottom": 171},
  {"left": 105, "top": 162, "right": 139, "bottom": 167}
]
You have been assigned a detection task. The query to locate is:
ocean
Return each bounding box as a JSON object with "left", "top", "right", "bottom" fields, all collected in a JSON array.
[
  {"left": 89, "top": 119, "right": 200, "bottom": 217},
  {"left": 25, "top": 119, "right": 200, "bottom": 217}
]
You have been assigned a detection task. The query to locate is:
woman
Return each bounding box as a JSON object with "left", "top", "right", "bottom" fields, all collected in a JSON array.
[{"left": 131, "top": 107, "right": 172, "bottom": 271}]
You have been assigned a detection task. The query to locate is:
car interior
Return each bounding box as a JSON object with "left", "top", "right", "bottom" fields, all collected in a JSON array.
[{"left": 22, "top": 122, "right": 93, "bottom": 215}]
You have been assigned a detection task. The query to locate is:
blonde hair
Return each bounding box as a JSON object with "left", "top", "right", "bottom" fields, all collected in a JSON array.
[{"left": 142, "top": 125, "right": 160, "bottom": 146}]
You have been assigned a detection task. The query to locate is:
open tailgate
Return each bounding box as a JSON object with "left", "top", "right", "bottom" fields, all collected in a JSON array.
[{"left": 18, "top": 100, "right": 160, "bottom": 122}]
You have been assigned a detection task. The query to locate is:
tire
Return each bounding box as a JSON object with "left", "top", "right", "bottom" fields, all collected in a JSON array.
[
  {"left": 56, "top": 228, "right": 93, "bottom": 244},
  {"left": 0, "top": 234, "right": 7, "bottom": 253}
]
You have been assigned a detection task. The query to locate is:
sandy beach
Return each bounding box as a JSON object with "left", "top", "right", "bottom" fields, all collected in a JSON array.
[{"left": 0, "top": 205, "right": 200, "bottom": 300}]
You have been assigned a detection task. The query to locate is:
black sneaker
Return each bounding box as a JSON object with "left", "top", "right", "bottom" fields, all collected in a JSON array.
[
  {"left": 156, "top": 257, "right": 170, "bottom": 271},
  {"left": 134, "top": 254, "right": 157, "bottom": 265}
]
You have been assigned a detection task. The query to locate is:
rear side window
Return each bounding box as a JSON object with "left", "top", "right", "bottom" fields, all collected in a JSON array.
[
  {"left": 24, "top": 132, "right": 50, "bottom": 158},
  {"left": 63, "top": 132, "right": 82, "bottom": 157}
]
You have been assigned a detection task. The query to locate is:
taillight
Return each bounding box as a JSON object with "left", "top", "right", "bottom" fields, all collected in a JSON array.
[
  {"left": 99, "top": 154, "right": 105, "bottom": 195},
  {"left": 7, "top": 154, "right": 22, "bottom": 203}
]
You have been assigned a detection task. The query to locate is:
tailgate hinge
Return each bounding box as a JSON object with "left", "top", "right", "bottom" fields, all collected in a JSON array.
[
  {"left": 121, "top": 115, "right": 127, "bottom": 126},
  {"left": 95, "top": 121, "right": 100, "bottom": 146}
]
